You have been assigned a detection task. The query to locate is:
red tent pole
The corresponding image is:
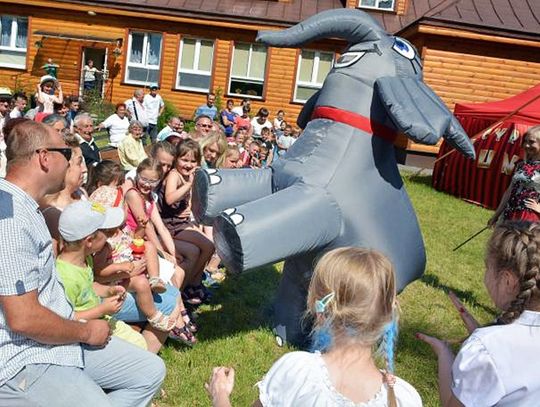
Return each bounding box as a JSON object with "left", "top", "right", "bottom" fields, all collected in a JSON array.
[{"left": 434, "top": 92, "right": 540, "bottom": 164}]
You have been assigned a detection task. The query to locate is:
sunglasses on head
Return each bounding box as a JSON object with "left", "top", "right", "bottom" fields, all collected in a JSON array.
[{"left": 35, "top": 147, "right": 72, "bottom": 162}]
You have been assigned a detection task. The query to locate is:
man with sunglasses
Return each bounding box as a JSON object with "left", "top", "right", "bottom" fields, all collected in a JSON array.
[
  {"left": 0, "top": 121, "right": 165, "bottom": 406},
  {"left": 191, "top": 114, "right": 214, "bottom": 142}
]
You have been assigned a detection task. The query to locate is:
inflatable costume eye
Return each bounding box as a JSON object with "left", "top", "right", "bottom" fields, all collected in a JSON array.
[
  {"left": 334, "top": 51, "right": 365, "bottom": 68},
  {"left": 392, "top": 38, "right": 415, "bottom": 60}
]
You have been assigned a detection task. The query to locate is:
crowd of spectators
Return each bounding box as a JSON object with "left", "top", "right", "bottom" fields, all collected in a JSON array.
[
  {"left": 1, "top": 78, "right": 540, "bottom": 407},
  {"left": 0, "top": 81, "right": 301, "bottom": 405}
]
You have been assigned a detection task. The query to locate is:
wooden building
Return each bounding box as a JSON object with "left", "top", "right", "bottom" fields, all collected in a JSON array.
[{"left": 1, "top": 0, "right": 539, "bottom": 154}]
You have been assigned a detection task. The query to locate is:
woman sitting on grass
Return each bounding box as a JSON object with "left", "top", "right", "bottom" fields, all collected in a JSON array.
[
  {"left": 206, "top": 247, "right": 422, "bottom": 407},
  {"left": 418, "top": 221, "right": 540, "bottom": 406}
]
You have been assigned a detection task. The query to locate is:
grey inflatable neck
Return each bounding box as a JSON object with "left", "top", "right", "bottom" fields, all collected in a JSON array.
[{"left": 256, "top": 9, "right": 383, "bottom": 47}]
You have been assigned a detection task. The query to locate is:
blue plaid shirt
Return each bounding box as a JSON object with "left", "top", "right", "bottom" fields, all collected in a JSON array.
[{"left": 0, "top": 179, "right": 83, "bottom": 386}]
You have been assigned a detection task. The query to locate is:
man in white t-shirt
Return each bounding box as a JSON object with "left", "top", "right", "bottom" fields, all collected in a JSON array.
[
  {"left": 125, "top": 89, "right": 149, "bottom": 143},
  {"left": 143, "top": 86, "right": 164, "bottom": 143},
  {"left": 9, "top": 93, "right": 27, "bottom": 119}
]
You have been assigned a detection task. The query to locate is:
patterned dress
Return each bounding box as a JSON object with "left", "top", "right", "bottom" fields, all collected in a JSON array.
[{"left": 503, "top": 160, "right": 540, "bottom": 222}]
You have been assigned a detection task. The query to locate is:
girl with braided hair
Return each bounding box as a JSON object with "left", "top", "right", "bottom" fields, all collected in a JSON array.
[
  {"left": 205, "top": 247, "right": 422, "bottom": 407},
  {"left": 418, "top": 221, "right": 540, "bottom": 407}
]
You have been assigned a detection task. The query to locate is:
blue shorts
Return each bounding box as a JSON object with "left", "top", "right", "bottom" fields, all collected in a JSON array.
[{"left": 114, "top": 284, "right": 179, "bottom": 322}]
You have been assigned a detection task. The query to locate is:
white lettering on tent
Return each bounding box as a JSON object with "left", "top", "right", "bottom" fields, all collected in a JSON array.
[
  {"left": 501, "top": 153, "right": 520, "bottom": 175},
  {"left": 477, "top": 149, "right": 495, "bottom": 169},
  {"left": 508, "top": 128, "right": 520, "bottom": 144},
  {"left": 494, "top": 128, "right": 507, "bottom": 141}
]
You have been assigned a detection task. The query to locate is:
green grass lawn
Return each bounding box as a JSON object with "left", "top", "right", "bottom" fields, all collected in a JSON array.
[{"left": 151, "top": 171, "right": 494, "bottom": 406}]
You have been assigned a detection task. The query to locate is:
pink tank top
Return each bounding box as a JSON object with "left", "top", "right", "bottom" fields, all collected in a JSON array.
[{"left": 124, "top": 188, "right": 155, "bottom": 232}]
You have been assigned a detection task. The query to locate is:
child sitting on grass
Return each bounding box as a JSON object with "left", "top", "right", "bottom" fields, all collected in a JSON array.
[
  {"left": 206, "top": 247, "right": 422, "bottom": 407},
  {"left": 56, "top": 200, "right": 147, "bottom": 349}
]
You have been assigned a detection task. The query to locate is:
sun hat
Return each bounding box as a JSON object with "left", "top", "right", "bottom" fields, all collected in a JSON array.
[
  {"left": 59, "top": 201, "right": 124, "bottom": 242},
  {"left": 40, "top": 75, "right": 57, "bottom": 86}
]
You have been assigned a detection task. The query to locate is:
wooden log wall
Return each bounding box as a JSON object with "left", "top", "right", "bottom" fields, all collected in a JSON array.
[
  {"left": 422, "top": 36, "right": 540, "bottom": 111},
  {"left": 0, "top": 3, "right": 343, "bottom": 124},
  {"left": 405, "top": 34, "right": 540, "bottom": 154}
]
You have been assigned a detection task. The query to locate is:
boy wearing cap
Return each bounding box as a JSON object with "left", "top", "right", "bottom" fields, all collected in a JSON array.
[
  {"left": 57, "top": 201, "right": 147, "bottom": 349},
  {"left": 143, "top": 86, "right": 164, "bottom": 143}
]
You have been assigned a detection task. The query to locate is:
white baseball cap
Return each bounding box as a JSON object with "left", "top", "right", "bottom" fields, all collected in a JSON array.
[{"left": 59, "top": 201, "right": 125, "bottom": 242}]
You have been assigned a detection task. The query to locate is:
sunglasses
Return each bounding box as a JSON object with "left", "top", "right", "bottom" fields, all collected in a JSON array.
[
  {"left": 35, "top": 147, "right": 72, "bottom": 162},
  {"left": 197, "top": 123, "right": 213, "bottom": 129},
  {"left": 136, "top": 175, "right": 160, "bottom": 187}
]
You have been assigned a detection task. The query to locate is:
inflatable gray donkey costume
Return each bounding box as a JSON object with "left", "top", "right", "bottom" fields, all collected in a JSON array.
[{"left": 192, "top": 9, "right": 475, "bottom": 346}]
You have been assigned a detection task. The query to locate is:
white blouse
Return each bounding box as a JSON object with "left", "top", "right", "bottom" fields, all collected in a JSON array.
[
  {"left": 102, "top": 114, "right": 130, "bottom": 147},
  {"left": 257, "top": 351, "right": 422, "bottom": 407},
  {"left": 452, "top": 310, "right": 540, "bottom": 406}
]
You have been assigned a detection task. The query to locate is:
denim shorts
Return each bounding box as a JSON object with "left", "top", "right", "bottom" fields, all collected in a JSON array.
[{"left": 114, "top": 284, "right": 179, "bottom": 322}]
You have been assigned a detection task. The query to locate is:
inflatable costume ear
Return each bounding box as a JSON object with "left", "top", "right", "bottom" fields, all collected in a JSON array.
[
  {"left": 375, "top": 77, "right": 475, "bottom": 159},
  {"left": 256, "top": 9, "right": 383, "bottom": 48}
]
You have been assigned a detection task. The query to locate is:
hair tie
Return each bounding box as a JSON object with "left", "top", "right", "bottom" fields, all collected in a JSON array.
[{"left": 315, "top": 292, "right": 335, "bottom": 314}]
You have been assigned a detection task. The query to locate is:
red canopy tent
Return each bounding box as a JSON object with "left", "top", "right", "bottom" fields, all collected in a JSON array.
[{"left": 432, "top": 84, "right": 540, "bottom": 209}]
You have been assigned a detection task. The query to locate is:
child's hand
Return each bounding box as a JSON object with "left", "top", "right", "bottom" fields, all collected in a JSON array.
[
  {"left": 102, "top": 294, "right": 125, "bottom": 315},
  {"left": 415, "top": 332, "right": 452, "bottom": 356},
  {"left": 448, "top": 291, "right": 479, "bottom": 334},
  {"left": 131, "top": 259, "right": 147, "bottom": 276},
  {"left": 205, "top": 367, "right": 235, "bottom": 402},
  {"left": 107, "top": 285, "right": 126, "bottom": 298},
  {"left": 56, "top": 82, "right": 62, "bottom": 91}
]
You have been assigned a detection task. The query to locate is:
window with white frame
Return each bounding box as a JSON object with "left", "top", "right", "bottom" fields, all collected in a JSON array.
[
  {"left": 294, "top": 50, "right": 333, "bottom": 103},
  {"left": 0, "top": 15, "right": 28, "bottom": 69},
  {"left": 358, "top": 0, "right": 395, "bottom": 11},
  {"left": 229, "top": 43, "right": 267, "bottom": 99},
  {"left": 176, "top": 38, "right": 214, "bottom": 92},
  {"left": 125, "top": 31, "right": 162, "bottom": 86}
]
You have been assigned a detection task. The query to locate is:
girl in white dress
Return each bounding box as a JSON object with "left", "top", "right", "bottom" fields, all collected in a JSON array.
[
  {"left": 418, "top": 221, "right": 540, "bottom": 406},
  {"left": 206, "top": 247, "right": 422, "bottom": 407}
]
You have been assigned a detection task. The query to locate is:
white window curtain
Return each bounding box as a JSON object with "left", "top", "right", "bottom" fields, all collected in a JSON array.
[
  {"left": 125, "top": 31, "right": 163, "bottom": 86},
  {"left": 228, "top": 42, "right": 267, "bottom": 98},
  {"left": 176, "top": 38, "right": 214, "bottom": 92},
  {"left": 294, "top": 50, "right": 333, "bottom": 103}
]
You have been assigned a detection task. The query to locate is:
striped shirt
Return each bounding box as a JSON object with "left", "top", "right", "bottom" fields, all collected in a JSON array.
[{"left": 0, "top": 179, "right": 83, "bottom": 386}]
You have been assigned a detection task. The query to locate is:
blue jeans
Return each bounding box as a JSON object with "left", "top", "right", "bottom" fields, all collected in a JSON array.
[
  {"left": 0, "top": 337, "right": 165, "bottom": 406},
  {"left": 115, "top": 283, "right": 179, "bottom": 322}
]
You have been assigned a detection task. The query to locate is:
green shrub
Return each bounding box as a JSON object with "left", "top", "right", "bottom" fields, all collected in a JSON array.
[
  {"left": 157, "top": 99, "right": 180, "bottom": 131},
  {"left": 82, "top": 89, "right": 115, "bottom": 123}
]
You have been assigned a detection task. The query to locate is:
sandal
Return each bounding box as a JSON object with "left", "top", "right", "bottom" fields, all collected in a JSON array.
[
  {"left": 169, "top": 325, "right": 197, "bottom": 346},
  {"left": 181, "top": 309, "right": 198, "bottom": 333},
  {"left": 181, "top": 289, "right": 203, "bottom": 306},
  {"left": 183, "top": 285, "right": 211, "bottom": 305},
  {"left": 148, "top": 311, "right": 175, "bottom": 332},
  {"left": 149, "top": 277, "right": 167, "bottom": 294}
]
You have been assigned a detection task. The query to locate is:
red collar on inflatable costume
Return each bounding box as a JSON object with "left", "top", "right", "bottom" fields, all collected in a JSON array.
[{"left": 312, "top": 106, "right": 398, "bottom": 144}]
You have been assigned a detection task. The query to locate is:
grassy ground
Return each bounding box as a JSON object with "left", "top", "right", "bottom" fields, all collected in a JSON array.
[{"left": 152, "top": 170, "right": 496, "bottom": 407}]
